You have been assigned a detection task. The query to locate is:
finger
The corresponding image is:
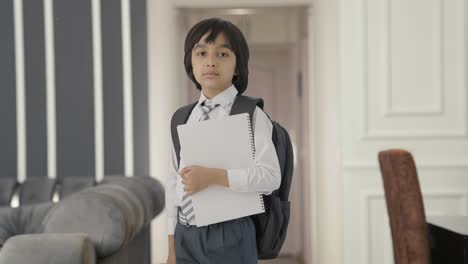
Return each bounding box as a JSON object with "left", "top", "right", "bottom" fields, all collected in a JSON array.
[
  {"left": 179, "top": 166, "right": 193, "bottom": 175},
  {"left": 182, "top": 178, "right": 191, "bottom": 186},
  {"left": 184, "top": 186, "right": 193, "bottom": 194},
  {"left": 186, "top": 188, "right": 195, "bottom": 195},
  {"left": 181, "top": 171, "right": 192, "bottom": 180}
]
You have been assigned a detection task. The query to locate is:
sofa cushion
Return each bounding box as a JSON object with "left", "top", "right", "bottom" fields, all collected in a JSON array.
[
  {"left": 59, "top": 176, "right": 95, "bottom": 198},
  {"left": 0, "top": 179, "right": 16, "bottom": 207},
  {"left": 19, "top": 177, "right": 56, "bottom": 205}
]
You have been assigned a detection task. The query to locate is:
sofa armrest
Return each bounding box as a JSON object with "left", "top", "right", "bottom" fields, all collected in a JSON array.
[
  {"left": 42, "top": 176, "right": 165, "bottom": 258},
  {"left": 0, "top": 233, "right": 96, "bottom": 264}
]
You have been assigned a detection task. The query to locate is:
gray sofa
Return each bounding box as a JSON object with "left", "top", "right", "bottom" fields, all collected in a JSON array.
[{"left": 0, "top": 176, "right": 165, "bottom": 264}]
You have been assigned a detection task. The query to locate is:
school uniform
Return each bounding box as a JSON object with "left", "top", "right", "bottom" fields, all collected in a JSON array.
[{"left": 166, "top": 84, "right": 281, "bottom": 263}]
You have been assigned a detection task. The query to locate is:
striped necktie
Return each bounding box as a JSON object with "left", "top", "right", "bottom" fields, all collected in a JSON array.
[
  {"left": 179, "top": 100, "right": 220, "bottom": 226},
  {"left": 199, "top": 100, "right": 220, "bottom": 121}
]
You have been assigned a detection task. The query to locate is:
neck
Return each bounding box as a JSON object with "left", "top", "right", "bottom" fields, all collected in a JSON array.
[{"left": 202, "top": 85, "right": 231, "bottom": 99}]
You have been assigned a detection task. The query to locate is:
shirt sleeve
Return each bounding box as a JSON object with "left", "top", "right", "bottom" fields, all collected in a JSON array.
[
  {"left": 166, "top": 144, "right": 178, "bottom": 235},
  {"left": 227, "top": 107, "right": 282, "bottom": 194}
]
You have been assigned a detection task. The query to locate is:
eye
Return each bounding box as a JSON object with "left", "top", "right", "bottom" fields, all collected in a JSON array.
[
  {"left": 218, "top": 52, "right": 229, "bottom": 57},
  {"left": 195, "top": 51, "right": 206, "bottom": 56}
]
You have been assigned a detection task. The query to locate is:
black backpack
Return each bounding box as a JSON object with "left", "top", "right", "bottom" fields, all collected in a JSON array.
[{"left": 170, "top": 95, "right": 294, "bottom": 259}]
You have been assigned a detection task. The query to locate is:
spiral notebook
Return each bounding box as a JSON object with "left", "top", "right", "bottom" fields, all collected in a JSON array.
[{"left": 177, "top": 113, "right": 265, "bottom": 227}]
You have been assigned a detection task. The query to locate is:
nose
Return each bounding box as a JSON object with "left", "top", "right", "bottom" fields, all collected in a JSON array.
[{"left": 205, "top": 54, "right": 217, "bottom": 67}]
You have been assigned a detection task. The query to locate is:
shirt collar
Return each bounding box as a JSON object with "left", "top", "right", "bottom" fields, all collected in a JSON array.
[{"left": 197, "top": 84, "right": 238, "bottom": 108}]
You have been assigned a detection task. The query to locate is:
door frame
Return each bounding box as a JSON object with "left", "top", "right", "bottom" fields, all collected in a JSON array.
[{"left": 147, "top": 1, "right": 342, "bottom": 263}]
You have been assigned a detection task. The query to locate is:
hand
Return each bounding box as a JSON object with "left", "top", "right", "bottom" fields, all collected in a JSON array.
[
  {"left": 167, "top": 235, "right": 176, "bottom": 264},
  {"left": 180, "top": 165, "right": 214, "bottom": 195},
  {"left": 166, "top": 253, "right": 176, "bottom": 264}
]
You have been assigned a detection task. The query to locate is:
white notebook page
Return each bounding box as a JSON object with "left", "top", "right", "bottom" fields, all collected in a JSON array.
[{"left": 177, "top": 113, "right": 265, "bottom": 226}]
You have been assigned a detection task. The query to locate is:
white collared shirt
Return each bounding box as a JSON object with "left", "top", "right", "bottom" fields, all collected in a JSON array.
[{"left": 166, "top": 84, "right": 281, "bottom": 234}]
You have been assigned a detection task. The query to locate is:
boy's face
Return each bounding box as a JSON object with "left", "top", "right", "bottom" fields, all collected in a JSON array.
[{"left": 191, "top": 32, "right": 237, "bottom": 96}]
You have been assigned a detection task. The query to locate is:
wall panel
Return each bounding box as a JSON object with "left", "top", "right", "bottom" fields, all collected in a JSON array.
[
  {"left": 24, "top": 0, "right": 47, "bottom": 177},
  {"left": 54, "top": 0, "right": 95, "bottom": 176},
  {"left": 0, "top": 0, "right": 18, "bottom": 178}
]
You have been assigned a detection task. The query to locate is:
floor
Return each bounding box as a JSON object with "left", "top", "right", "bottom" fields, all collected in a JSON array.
[{"left": 157, "top": 257, "right": 301, "bottom": 264}]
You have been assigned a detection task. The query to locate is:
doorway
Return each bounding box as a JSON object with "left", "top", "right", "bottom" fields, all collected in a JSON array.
[{"left": 180, "top": 7, "right": 308, "bottom": 263}]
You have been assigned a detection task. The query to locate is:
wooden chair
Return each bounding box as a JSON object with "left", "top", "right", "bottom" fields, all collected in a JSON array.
[{"left": 378, "top": 149, "right": 431, "bottom": 264}]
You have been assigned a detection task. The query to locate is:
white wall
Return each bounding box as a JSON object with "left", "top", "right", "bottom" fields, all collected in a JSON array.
[
  {"left": 147, "top": 0, "right": 183, "bottom": 262},
  {"left": 340, "top": 0, "right": 468, "bottom": 263}
]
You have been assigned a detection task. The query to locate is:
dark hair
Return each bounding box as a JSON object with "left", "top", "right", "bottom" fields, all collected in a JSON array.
[{"left": 184, "top": 17, "right": 249, "bottom": 94}]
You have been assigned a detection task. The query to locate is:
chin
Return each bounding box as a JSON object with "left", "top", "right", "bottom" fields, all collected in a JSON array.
[{"left": 202, "top": 83, "right": 224, "bottom": 91}]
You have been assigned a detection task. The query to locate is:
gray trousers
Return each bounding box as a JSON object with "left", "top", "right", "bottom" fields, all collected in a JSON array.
[{"left": 174, "top": 217, "right": 257, "bottom": 264}]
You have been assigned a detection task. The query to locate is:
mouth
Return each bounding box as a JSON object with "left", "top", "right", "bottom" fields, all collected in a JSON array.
[{"left": 203, "top": 72, "right": 219, "bottom": 76}]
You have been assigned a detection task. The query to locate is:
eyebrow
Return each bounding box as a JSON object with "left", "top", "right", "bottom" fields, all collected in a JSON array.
[{"left": 193, "top": 43, "right": 232, "bottom": 50}]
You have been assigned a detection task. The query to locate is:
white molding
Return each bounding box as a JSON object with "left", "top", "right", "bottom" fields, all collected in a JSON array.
[
  {"left": 92, "top": 0, "right": 104, "bottom": 182},
  {"left": 361, "top": 0, "right": 466, "bottom": 139},
  {"left": 306, "top": 6, "right": 318, "bottom": 264},
  {"left": 309, "top": 1, "right": 342, "bottom": 263},
  {"left": 362, "top": 191, "right": 468, "bottom": 263},
  {"left": 44, "top": 0, "right": 57, "bottom": 179},
  {"left": 382, "top": 217, "right": 394, "bottom": 264},
  {"left": 362, "top": 192, "right": 384, "bottom": 264},
  {"left": 361, "top": 129, "right": 467, "bottom": 139},
  {"left": 344, "top": 162, "right": 468, "bottom": 170},
  {"left": 122, "top": 0, "right": 134, "bottom": 177},
  {"left": 361, "top": 192, "right": 371, "bottom": 264},
  {"left": 14, "top": 0, "right": 26, "bottom": 183},
  {"left": 383, "top": 0, "right": 444, "bottom": 116}
]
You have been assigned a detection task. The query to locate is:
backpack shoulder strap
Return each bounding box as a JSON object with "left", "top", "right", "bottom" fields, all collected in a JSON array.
[
  {"left": 171, "top": 102, "right": 198, "bottom": 168},
  {"left": 230, "top": 95, "right": 264, "bottom": 125}
]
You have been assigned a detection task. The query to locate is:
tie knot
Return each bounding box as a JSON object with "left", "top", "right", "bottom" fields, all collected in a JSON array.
[
  {"left": 201, "top": 100, "right": 219, "bottom": 110},
  {"left": 199, "top": 100, "right": 219, "bottom": 121}
]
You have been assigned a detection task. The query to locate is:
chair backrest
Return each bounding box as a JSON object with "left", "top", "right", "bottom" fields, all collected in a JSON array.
[{"left": 378, "top": 149, "right": 431, "bottom": 264}]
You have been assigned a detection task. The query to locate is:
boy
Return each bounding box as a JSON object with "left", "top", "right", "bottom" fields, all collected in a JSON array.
[{"left": 166, "top": 17, "right": 281, "bottom": 264}]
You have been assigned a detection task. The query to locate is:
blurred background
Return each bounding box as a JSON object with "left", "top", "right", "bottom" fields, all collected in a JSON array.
[{"left": 2, "top": 0, "right": 467, "bottom": 263}]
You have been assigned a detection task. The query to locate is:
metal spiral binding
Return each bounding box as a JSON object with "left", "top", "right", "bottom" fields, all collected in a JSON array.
[
  {"left": 246, "top": 113, "right": 256, "bottom": 160},
  {"left": 259, "top": 194, "right": 266, "bottom": 211},
  {"left": 245, "top": 113, "right": 264, "bottom": 210}
]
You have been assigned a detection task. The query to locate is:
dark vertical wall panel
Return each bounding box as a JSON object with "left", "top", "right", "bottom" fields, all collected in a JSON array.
[
  {"left": 55, "top": 0, "right": 95, "bottom": 177},
  {"left": 24, "top": 0, "right": 47, "bottom": 177},
  {"left": 102, "top": 0, "right": 125, "bottom": 175},
  {"left": 0, "top": 0, "right": 17, "bottom": 178},
  {"left": 1, "top": 0, "right": 149, "bottom": 180},
  {"left": 131, "top": 0, "right": 149, "bottom": 176}
]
